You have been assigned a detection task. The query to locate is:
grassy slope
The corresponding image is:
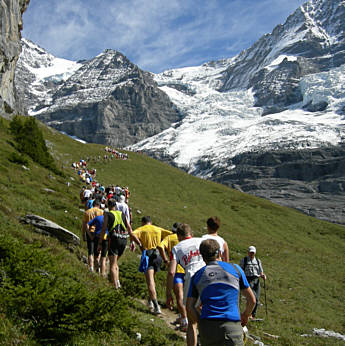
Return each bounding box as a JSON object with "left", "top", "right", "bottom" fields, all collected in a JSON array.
[{"left": 0, "top": 118, "right": 344, "bottom": 345}]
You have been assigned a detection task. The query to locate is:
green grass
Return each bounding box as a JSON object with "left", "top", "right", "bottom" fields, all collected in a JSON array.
[{"left": 0, "top": 117, "right": 344, "bottom": 345}]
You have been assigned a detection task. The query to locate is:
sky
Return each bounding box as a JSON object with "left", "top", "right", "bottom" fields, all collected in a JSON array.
[{"left": 22, "top": 0, "right": 306, "bottom": 73}]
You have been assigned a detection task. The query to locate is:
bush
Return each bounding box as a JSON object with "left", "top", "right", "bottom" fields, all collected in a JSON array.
[
  {"left": 0, "top": 234, "right": 134, "bottom": 343},
  {"left": 9, "top": 116, "right": 63, "bottom": 176},
  {"left": 8, "top": 151, "right": 29, "bottom": 166}
]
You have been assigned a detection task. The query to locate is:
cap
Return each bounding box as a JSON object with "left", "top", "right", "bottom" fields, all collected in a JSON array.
[{"left": 248, "top": 246, "right": 256, "bottom": 253}]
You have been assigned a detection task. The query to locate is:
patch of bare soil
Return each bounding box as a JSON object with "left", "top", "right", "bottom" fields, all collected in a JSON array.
[{"left": 139, "top": 299, "right": 186, "bottom": 340}]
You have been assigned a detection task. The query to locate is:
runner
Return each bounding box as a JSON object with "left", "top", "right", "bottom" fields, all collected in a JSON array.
[
  {"left": 187, "top": 239, "right": 255, "bottom": 346},
  {"left": 98, "top": 199, "right": 138, "bottom": 289},
  {"left": 86, "top": 214, "right": 108, "bottom": 276},
  {"left": 202, "top": 216, "right": 229, "bottom": 262},
  {"left": 157, "top": 222, "right": 187, "bottom": 331},
  {"left": 81, "top": 199, "right": 104, "bottom": 272},
  {"left": 132, "top": 216, "right": 164, "bottom": 314},
  {"left": 166, "top": 224, "right": 205, "bottom": 336}
]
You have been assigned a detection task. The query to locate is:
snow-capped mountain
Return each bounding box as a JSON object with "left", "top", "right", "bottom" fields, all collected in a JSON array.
[
  {"left": 15, "top": 38, "right": 83, "bottom": 114},
  {"left": 15, "top": 40, "right": 181, "bottom": 147},
  {"left": 128, "top": 0, "right": 345, "bottom": 223},
  {"left": 14, "top": 0, "right": 345, "bottom": 223}
]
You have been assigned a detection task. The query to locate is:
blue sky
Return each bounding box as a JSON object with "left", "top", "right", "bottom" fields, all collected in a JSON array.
[{"left": 22, "top": 0, "right": 306, "bottom": 73}]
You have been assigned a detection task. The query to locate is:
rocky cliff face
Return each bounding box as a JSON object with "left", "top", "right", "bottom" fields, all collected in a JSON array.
[
  {"left": 0, "top": 0, "right": 29, "bottom": 118},
  {"left": 219, "top": 0, "right": 345, "bottom": 115},
  {"left": 15, "top": 43, "right": 181, "bottom": 147},
  {"left": 207, "top": 146, "right": 345, "bottom": 224}
]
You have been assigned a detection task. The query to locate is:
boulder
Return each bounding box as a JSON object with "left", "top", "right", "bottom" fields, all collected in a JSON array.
[{"left": 21, "top": 214, "right": 80, "bottom": 245}]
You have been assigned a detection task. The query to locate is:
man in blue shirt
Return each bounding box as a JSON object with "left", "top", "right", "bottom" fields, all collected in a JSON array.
[{"left": 186, "top": 239, "right": 255, "bottom": 346}]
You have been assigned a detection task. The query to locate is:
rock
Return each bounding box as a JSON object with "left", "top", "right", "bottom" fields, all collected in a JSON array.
[
  {"left": 0, "top": 0, "right": 29, "bottom": 118},
  {"left": 210, "top": 145, "right": 345, "bottom": 224},
  {"left": 21, "top": 214, "right": 80, "bottom": 245}
]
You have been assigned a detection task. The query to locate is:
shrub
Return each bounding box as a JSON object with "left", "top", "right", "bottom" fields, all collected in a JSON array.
[
  {"left": 8, "top": 151, "right": 29, "bottom": 166},
  {"left": 9, "top": 116, "right": 63, "bottom": 176},
  {"left": 0, "top": 234, "right": 134, "bottom": 343}
]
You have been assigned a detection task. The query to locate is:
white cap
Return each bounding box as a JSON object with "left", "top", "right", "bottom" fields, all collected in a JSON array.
[{"left": 248, "top": 246, "right": 256, "bottom": 253}]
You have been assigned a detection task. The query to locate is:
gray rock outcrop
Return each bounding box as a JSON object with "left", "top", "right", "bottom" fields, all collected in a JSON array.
[
  {"left": 0, "top": 0, "right": 29, "bottom": 118},
  {"left": 21, "top": 214, "right": 80, "bottom": 245},
  {"left": 208, "top": 145, "right": 345, "bottom": 224}
]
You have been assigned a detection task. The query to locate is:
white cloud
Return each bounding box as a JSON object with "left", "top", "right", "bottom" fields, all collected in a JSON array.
[{"left": 22, "top": 0, "right": 306, "bottom": 72}]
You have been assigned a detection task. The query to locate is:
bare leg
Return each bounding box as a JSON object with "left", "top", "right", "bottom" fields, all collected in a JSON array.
[
  {"left": 109, "top": 255, "right": 120, "bottom": 288},
  {"left": 187, "top": 322, "right": 197, "bottom": 346},
  {"left": 174, "top": 282, "right": 187, "bottom": 319},
  {"left": 144, "top": 268, "right": 157, "bottom": 300},
  {"left": 100, "top": 256, "right": 107, "bottom": 277},
  {"left": 88, "top": 254, "right": 94, "bottom": 271}
]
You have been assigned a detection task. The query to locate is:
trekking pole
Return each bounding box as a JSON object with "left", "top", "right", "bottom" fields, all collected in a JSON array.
[{"left": 263, "top": 278, "right": 268, "bottom": 318}]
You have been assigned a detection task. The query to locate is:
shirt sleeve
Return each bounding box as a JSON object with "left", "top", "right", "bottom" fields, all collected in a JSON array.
[
  {"left": 87, "top": 217, "right": 96, "bottom": 227},
  {"left": 171, "top": 246, "right": 178, "bottom": 261},
  {"left": 234, "top": 264, "right": 249, "bottom": 289},
  {"left": 187, "top": 275, "right": 199, "bottom": 298}
]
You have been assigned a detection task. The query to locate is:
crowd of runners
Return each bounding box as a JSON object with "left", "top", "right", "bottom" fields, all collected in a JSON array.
[{"left": 76, "top": 149, "right": 267, "bottom": 346}]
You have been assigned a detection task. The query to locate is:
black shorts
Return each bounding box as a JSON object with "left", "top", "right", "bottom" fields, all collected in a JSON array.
[
  {"left": 86, "top": 234, "right": 108, "bottom": 257},
  {"left": 108, "top": 235, "right": 127, "bottom": 257},
  {"left": 146, "top": 249, "right": 162, "bottom": 272}
]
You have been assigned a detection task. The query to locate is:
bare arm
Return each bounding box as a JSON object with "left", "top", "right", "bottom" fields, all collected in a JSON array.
[
  {"left": 166, "top": 259, "right": 177, "bottom": 304},
  {"left": 157, "top": 245, "right": 169, "bottom": 264},
  {"left": 240, "top": 287, "right": 256, "bottom": 326},
  {"left": 222, "top": 241, "right": 229, "bottom": 262}
]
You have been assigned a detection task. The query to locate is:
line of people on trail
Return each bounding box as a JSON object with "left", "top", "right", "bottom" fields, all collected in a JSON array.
[{"left": 75, "top": 163, "right": 267, "bottom": 345}]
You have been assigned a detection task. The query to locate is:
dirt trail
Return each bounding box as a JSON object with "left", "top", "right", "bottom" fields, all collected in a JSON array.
[{"left": 139, "top": 299, "right": 186, "bottom": 340}]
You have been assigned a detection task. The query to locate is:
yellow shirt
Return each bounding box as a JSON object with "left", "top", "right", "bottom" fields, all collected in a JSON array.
[
  {"left": 132, "top": 224, "right": 163, "bottom": 250},
  {"left": 159, "top": 233, "right": 185, "bottom": 274},
  {"left": 160, "top": 228, "right": 172, "bottom": 240},
  {"left": 83, "top": 207, "right": 103, "bottom": 232}
]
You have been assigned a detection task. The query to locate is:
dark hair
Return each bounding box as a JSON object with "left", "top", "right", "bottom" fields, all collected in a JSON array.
[
  {"left": 141, "top": 216, "right": 152, "bottom": 224},
  {"left": 107, "top": 198, "right": 117, "bottom": 209},
  {"left": 172, "top": 222, "right": 181, "bottom": 233},
  {"left": 93, "top": 198, "right": 101, "bottom": 206},
  {"left": 176, "top": 223, "right": 192, "bottom": 238},
  {"left": 200, "top": 239, "right": 220, "bottom": 262},
  {"left": 207, "top": 216, "right": 220, "bottom": 231}
]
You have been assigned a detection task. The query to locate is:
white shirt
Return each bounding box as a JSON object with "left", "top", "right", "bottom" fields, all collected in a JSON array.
[
  {"left": 172, "top": 237, "right": 205, "bottom": 303},
  {"left": 83, "top": 189, "right": 92, "bottom": 199},
  {"left": 201, "top": 234, "right": 226, "bottom": 254},
  {"left": 172, "top": 237, "right": 205, "bottom": 273},
  {"left": 116, "top": 202, "right": 130, "bottom": 223}
]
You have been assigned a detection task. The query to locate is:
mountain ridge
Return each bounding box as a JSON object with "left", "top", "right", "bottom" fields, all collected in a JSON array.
[{"left": 14, "top": 0, "right": 345, "bottom": 223}]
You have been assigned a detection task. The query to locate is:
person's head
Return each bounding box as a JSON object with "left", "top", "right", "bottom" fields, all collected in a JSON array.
[
  {"left": 206, "top": 216, "right": 220, "bottom": 233},
  {"left": 93, "top": 198, "right": 101, "bottom": 208},
  {"left": 176, "top": 223, "right": 192, "bottom": 240},
  {"left": 107, "top": 198, "right": 117, "bottom": 210},
  {"left": 200, "top": 239, "right": 220, "bottom": 263},
  {"left": 141, "top": 216, "right": 152, "bottom": 225},
  {"left": 248, "top": 245, "right": 256, "bottom": 259},
  {"left": 171, "top": 222, "right": 181, "bottom": 234},
  {"left": 119, "top": 194, "right": 126, "bottom": 203}
]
